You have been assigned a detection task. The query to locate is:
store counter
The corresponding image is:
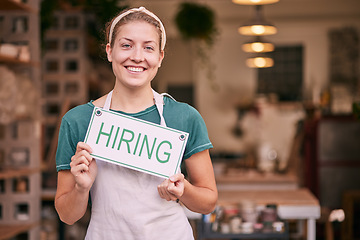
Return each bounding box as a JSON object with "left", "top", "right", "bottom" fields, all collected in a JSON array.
[
  {"left": 217, "top": 188, "right": 320, "bottom": 240},
  {"left": 215, "top": 170, "right": 299, "bottom": 191}
]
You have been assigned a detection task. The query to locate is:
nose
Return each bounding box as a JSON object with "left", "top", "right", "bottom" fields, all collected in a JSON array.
[{"left": 130, "top": 47, "right": 144, "bottom": 62}]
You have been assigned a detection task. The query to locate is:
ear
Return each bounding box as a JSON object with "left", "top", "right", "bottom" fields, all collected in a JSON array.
[
  {"left": 106, "top": 43, "right": 112, "bottom": 62},
  {"left": 158, "top": 50, "right": 164, "bottom": 68}
]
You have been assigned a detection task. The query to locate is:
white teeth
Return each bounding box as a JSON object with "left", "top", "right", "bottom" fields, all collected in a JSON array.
[{"left": 127, "top": 67, "right": 144, "bottom": 72}]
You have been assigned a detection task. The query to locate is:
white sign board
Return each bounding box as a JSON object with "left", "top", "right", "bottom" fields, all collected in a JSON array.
[{"left": 84, "top": 107, "right": 188, "bottom": 178}]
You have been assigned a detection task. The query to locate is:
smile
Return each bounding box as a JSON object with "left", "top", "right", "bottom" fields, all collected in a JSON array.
[{"left": 126, "top": 66, "right": 145, "bottom": 72}]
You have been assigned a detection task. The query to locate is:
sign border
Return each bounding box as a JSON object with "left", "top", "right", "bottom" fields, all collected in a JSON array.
[{"left": 84, "top": 107, "right": 188, "bottom": 178}]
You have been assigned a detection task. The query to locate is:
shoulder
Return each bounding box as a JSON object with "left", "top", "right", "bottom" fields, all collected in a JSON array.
[
  {"left": 63, "top": 102, "right": 94, "bottom": 121},
  {"left": 61, "top": 102, "right": 94, "bottom": 130},
  {"left": 163, "top": 96, "right": 206, "bottom": 130},
  {"left": 163, "top": 96, "right": 200, "bottom": 118},
  {"left": 58, "top": 102, "right": 95, "bottom": 145}
]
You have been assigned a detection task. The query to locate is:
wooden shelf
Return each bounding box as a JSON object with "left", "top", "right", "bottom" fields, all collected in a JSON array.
[
  {"left": 42, "top": 188, "right": 56, "bottom": 201},
  {"left": 215, "top": 170, "right": 299, "bottom": 191},
  {"left": 0, "top": 168, "right": 40, "bottom": 180},
  {"left": 198, "top": 221, "right": 289, "bottom": 240},
  {"left": 217, "top": 188, "right": 319, "bottom": 207},
  {"left": 0, "top": 0, "right": 34, "bottom": 12},
  {"left": 0, "top": 54, "right": 38, "bottom": 66},
  {"left": 0, "top": 222, "right": 39, "bottom": 240}
]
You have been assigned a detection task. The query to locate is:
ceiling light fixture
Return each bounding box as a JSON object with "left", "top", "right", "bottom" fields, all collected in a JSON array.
[
  {"left": 232, "top": 0, "right": 279, "bottom": 5},
  {"left": 242, "top": 37, "right": 274, "bottom": 52},
  {"left": 238, "top": 5, "right": 277, "bottom": 36},
  {"left": 246, "top": 56, "right": 274, "bottom": 68}
]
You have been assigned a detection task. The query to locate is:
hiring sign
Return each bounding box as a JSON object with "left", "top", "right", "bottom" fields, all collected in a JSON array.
[{"left": 84, "top": 107, "right": 188, "bottom": 178}]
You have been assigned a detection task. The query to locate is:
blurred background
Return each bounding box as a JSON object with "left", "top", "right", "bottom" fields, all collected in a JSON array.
[{"left": 0, "top": 0, "right": 360, "bottom": 239}]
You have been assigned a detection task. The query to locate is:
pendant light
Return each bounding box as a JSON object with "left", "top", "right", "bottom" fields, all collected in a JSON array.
[
  {"left": 242, "top": 36, "right": 274, "bottom": 53},
  {"left": 246, "top": 56, "right": 274, "bottom": 68},
  {"left": 232, "top": 0, "right": 279, "bottom": 5},
  {"left": 234, "top": 0, "right": 279, "bottom": 68},
  {"left": 238, "top": 5, "right": 277, "bottom": 36}
]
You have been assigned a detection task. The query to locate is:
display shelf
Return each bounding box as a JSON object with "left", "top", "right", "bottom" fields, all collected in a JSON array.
[
  {"left": 0, "top": 54, "right": 36, "bottom": 66},
  {"left": 198, "top": 221, "right": 289, "bottom": 240},
  {"left": 0, "top": 222, "right": 39, "bottom": 240},
  {"left": 0, "top": 0, "right": 35, "bottom": 12},
  {"left": 215, "top": 170, "right": 299, "bottom": 191},
  {"left": 213, "top": 189, "right": 320, "bottom": 240},
  {"left": 42, "top": 188, "right": 56, "bottom": 201},
  {"left": 0, "top": 168, "right": 40, "bottom": 180}
]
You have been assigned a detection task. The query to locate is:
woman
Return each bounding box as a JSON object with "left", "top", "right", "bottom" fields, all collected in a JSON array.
[{"left": 55, "top": 7, "right": 217, "bottom": 239}]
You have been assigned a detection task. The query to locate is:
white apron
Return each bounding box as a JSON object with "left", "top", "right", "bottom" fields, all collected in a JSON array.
[{"left": 84, "top": 90, "right": 194, "bottom": 240}]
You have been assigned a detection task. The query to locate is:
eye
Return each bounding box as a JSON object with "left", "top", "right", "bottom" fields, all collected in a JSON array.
[
  {"left": 121, "top": 43, "right": 131, "bottom": 49},
  {"left": 145, "top": 46, "right": 155, "bottom": 51}
]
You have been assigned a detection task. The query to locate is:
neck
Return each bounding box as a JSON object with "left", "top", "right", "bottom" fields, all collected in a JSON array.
[{"left": 110, "top": 84, "right": 154, "bottom": 113}]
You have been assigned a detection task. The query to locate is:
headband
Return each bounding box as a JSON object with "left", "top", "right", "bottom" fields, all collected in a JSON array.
[{"left": 108, "top": 6, "right": 166, "bottom": 51}]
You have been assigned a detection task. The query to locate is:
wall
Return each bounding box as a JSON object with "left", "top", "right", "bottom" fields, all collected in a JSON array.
[{"left": 131, "top": 0, "right": 360, "bottom": 154}]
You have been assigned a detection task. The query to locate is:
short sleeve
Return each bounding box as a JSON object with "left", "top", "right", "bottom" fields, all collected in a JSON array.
[
  {"left": 55, "top": 103, "right": 94, "bottom": 171},
  {"left": 55, "top": 118, "right": 77, "bottom": 171},
  {"left": 183, "top": 105, "right": 213, "bottom": 159}
]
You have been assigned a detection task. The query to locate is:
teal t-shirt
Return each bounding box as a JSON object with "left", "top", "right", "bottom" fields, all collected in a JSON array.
[{"left": 56, "top": 96, "right": 213, "bottom": 171}]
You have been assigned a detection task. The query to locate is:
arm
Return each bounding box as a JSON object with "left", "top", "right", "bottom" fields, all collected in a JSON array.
[
  {"left": 158, "top": 149, "right": 218, "bottom": 214},
  {"left": 55, "top": 142, "right": 97, "bottom": 225}
]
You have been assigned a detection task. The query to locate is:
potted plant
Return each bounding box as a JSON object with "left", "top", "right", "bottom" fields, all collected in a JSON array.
[{"left": 174, "top": 2, "right": 218, "bottom": 90}]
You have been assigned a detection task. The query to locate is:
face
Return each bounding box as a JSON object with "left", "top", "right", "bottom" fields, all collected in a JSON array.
[{"left": 106, "top": 21, "right": 164, "bottom": 90}]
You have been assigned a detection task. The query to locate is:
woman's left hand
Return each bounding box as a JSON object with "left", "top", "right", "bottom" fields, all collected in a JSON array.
[{"left": 157, "top": 173, "right": 185, "bottom": 202}]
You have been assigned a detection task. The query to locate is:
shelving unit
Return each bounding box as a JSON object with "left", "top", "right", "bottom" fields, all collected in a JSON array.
[
  {"left": 0, "top": 0, "right": 42, "bottom": 239},
  {"left": 0, "top": 222, "right": 40, "bottom": 240},
  {"left": 0, "top": 54, "right": 39, "bottom": 66},
  {"left": 0, "top": 0, "right": 35, "bottom": 12},
  {"left": 198, "top": 221, "right": 289, "bottom": 240},
  {"left": 41, "top": 7, "right": 89, "bottom": 190},
  {"left": 0, "top": 168, "right": 40, "bottom": 180},
  {"left": 0, "top": 121, "right": 42, "bottom": 239}
]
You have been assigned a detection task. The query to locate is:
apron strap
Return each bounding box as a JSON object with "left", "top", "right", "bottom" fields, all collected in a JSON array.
[
  {"left": 103, "top": 90, "right": 113, "bottom": 111},
  {"left": 103, "top": 89, "right": 167, "bottom": 127},
  {"left": 152, "top": 89, "right": 167, "bottom": 127}
]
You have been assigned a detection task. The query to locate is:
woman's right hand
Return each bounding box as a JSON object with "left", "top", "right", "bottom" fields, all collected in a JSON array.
[{"left": 70, "top": 142, "right": 97, "bottom": 192}]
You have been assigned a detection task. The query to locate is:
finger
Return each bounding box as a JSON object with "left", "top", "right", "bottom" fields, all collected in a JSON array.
[
  {"left": 76, "top": 142, "right": 93, "bottom": 154},
  {"left": 168, "top": 173, "right": 184, "bottom": 190},
  {"left": 167, "top": 185, "right": 181, "bottom": 199},
  {"left": 73, "top": 162, "right": 89, "bottom": 172},
  {"left": 168, "top": 174, "right": 184, "bottom": 198},
  {"left": 169, "top": 173, "right": 184, "bottom": 184},
  {"left": 167, "top": 180, "right": 176, "bottom": 192},
  {"left": 158, "top": 181, "right": 178, "bottom": 201},
  {"left": 167, "top": 192, "right": 178, "bottom": 201},
  {"left": 163, "top": 190, "right": 177, "bottom": 201},
  {"left": 157, "top": 181, "right": 173, "bottom": 201},
  {"left": 157, "top": 181, "right": 168, "bottom": 199},
  {"left": 78, "top": 149, "right": 93, "bottom": 162},
  {"left": 71, "top": 163, "right": 89, "bottom": 176},
  {"left": 71, "top": 149, "right": 93, "bottom": 166},
  {"left": 70, "top": 156, "right": 90, "bottom": 167}
]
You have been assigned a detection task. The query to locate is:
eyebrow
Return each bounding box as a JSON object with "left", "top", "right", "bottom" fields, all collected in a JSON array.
[{"left": 120, "top": 37, "right": 157, "bottom": 45}]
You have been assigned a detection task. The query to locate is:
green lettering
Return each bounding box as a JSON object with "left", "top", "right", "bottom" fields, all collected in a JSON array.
[
  {"left": 96, "top": 122, "right": 114, "bottom": 147},
  {"left": 156, "top": 141, "right": 172, "bottom": 163},
  {"left": 139, "top": 135, "right": 157, "bottom": 159},
  {"left": 118, "top": 129, "right": 134, "bottom": 153},
  {"left": 112, "top": 127, "right": 120, "bottom": 149},
  {"left": 133, "top": 133, "right": 142, "bottom": 155}
]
